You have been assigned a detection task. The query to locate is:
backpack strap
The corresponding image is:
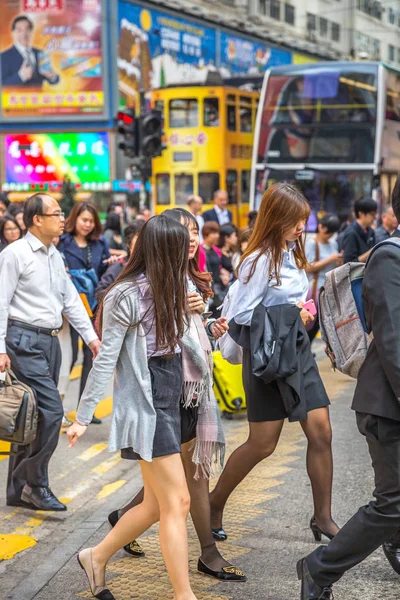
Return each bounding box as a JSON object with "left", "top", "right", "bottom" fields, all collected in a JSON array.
[{"left": 365, "top": 237, "right": 400, "bottom": 268}]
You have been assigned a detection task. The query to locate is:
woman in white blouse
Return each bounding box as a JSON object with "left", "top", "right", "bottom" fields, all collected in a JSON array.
[{"left": 210, "top": 183, "right": 339, "bottom": 544}]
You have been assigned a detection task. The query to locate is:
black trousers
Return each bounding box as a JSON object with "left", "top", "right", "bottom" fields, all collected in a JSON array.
[
  {"left": 307, "top": 411, "right": 400, "bottom": 588},
  {"left": 6, "top": 324, "right": 63, "bottom": 501},
  {"left": 307, "top": 313, "right": 320, "bottom": 344},
  {"left": 70, "top": 325, "right": 92, "bottom": 403}
]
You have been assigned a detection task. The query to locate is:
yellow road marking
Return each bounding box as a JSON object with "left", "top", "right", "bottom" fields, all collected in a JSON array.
[
  {"left": 97, "top": 480, "right": 126, "bottom": 500},
  {"left": 91, "top": 454, "right": 122, "bottom": 474},
  {"left": 0, "top": 440, "right": 10, "bottom": 462},
  {"left": 0, "top": 534, "right": 36, "bottom": 560},
  {"left": 66, "top": 396, "right": 113, "bottom": 424},
  {"left": 78, "top": 443, "right": 108, "bottom": 462},
  {"left": 70, "top": 365, "right": 82, "bottom": 380}
]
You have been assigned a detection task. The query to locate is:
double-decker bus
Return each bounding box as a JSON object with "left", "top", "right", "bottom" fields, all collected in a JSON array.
[
  {"left": 151, "top": 81, "right": 259, "bottom": 227},
  {"left": 250, "top": 61, "right": 400, "bottom": 230}
]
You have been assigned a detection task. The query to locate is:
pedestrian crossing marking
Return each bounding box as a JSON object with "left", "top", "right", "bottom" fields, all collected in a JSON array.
[
  {"left": 78, "top": 443, "right": 108, "bottom": 462},
  {"left": 97, "top": 480, "right": 126, "bottom": 500},
  {"left": 91, "top": 454, "right": 121, "bottom": 474}
]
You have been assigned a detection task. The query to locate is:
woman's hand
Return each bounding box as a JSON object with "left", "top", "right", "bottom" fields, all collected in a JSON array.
[
  {"left": 103, "top": 255, "right": 120, "bottom": 265},
  {"left": 297, "top": 302, "right": 314, "bottom": 326},
  {"left": 67, "top": 422, "right": 88, "bottom": 448},
  {"left": 187, "top": 291, "right": 206, "bottom": 314},
  {"left": 210, "top": 317, "right": 229, "bottom": 340}
]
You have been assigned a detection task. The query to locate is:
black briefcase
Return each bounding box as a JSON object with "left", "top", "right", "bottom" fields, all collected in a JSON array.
[{"left": 0, "top": 368, "right": 38, "bottom": 454}]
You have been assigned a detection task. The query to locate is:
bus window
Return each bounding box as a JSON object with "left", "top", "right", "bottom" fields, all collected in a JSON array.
[
  {"left": 204, "top": 98, "right": 219, "bottom": 127},
  {"left": 169, "top": 99, "right": 198, "bottom": 128},
  {"left": 227, "top": 94, "right": 237, "bottom": 131},
  {"left": 199, "top": 172, "right": 220, "bottom": 202},
  {"left": 240, "top": 97, "right": 252, "bottom": 132},
  {"left": 226, "top": 170, "right": 238, "bottom": 205},
  {"left": 174, "top": 173, "right": 193, "bottom": 205},
  {"left": 386, "top": 71, "right": 400, "bottom": 121},
  {"left": 241, "top": 170, "right": 251, "bottom": 204},
  {"left": 156, "top": 174, "right": 170, "bottom": 206}
]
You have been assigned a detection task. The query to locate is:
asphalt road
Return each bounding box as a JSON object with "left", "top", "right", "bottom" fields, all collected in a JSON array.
[{"left": 1, "top": 353, "right": 399, "bottom": 600}]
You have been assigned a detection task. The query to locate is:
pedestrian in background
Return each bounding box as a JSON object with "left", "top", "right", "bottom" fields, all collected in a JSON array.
[
  {"left": 0, "top": 193, "right": 99, "bottom": 511},
  {"left": 7, "top": 203, "right": 26, "bottom": 235},
  {"left": 232, "top": 228, "right": 252, "bottom": 272},
  {"left": 0, "top": 193, "right": 10, "bottom": 218},
  {"left": 0, "top": 214, "right": 22, "bottom": 253},
  {"left": 58, "top": 201, "right": 113, "bottom": 423},
  {"left": 202, "top": 190, "right": 232, "bottom": 226},
  {"left": 375, "top": 205, "right": 398, "bottom": 243},
  {"left": 297, "top": 174, "right": 400, "bottom": 599},
  {"left": 210, "top": 183, "right": 339, "bottom": 545},
  {"left": 67, "top": 216, "right": 201, "bottom": 600},
  {"left": 186, "top": 194, "right": 204, "bottom": 243},
  {"left": 218, "top": 224, "right": 238, "bottom": 275},
  {"left": 341, "top": 197, "right": 377, "bottom": 263},
  {"left": 102, "top": 212, "right": 127, "bottom": 258},
  {"left": 305, "top": 214, "right": 342, "bottom": 343}
]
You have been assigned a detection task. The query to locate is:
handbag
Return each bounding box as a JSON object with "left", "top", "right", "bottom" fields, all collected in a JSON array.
[
  {"left": 0, "top": 368, "right": 38, "bottom": 454},
  {"left": 306, "top": 240, "right": 320, "bottom": 331}
]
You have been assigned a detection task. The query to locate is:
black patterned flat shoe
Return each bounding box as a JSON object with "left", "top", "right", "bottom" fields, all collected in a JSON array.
[
  {"left": 108, "top": 510, "right": 145, "bottom": 557},
  {"left": 197, "top": 558, "right": 247, "bottom": 582},
  {"left": 212, "top": 527, "right": 228, "bottom": 541}
]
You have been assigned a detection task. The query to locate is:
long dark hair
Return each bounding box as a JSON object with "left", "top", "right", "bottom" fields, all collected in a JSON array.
[
  {"left": 104, "top": 212, "right": 122, "bottom": 235},
  {"left": 98, "top": 215, "right": 190, "bottom": 355},
  {"left": 239, "top": 183, "right": 310, "bottom": 284},
  {"left": 64, "top": 201, "right": 102, "bottom": 241},
  {"left": 163, "top": 208, "right": 213, "bottom": 301},
  {"left": 0, "top": 215, "right": 22, "bottom": 245}
]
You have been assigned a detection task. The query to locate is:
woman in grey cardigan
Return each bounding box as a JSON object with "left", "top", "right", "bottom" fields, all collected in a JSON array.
[{"left": 67, "top": 216, "right": 199, "bottom": 600}]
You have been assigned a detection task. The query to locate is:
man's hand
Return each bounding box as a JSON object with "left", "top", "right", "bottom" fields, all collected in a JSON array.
[
  {"left": 210, "top": 317, "right": 229, "bottom": 340},
  {"left": 66, "top": 421, "right": 88, "bottom": 448},
  {"left": 19, "top": 61, "right": 33, "bottom": 82},
  {"left": 88, "top": 339, "right": 101, "bottom": 359},
  {"left": 187, "top": 292, "right": 206, "bottom": 314},
  {"left": 0, "top": 353, "right": 11, "bottom": 373}
]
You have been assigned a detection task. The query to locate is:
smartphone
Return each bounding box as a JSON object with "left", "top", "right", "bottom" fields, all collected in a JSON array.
[{"left": 303, "top": 299, "right": 317, "bottom": 316}]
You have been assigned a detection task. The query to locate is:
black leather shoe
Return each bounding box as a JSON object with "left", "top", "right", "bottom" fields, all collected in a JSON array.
[
  {"left": 21, "top": 485, "right": 67, "bottom": 511},
  {"left": 212, "top": 527, "right": 228, "bottom": 541},
  {"left": 107, "top": 510, "right": 145, "bottom": 557},
  {"left": 91, "top": 416, "right": 102, "bottom": 425},
  {"left": 6, "top": 498, "right": 36, "bottom": 509},
  {"left": 297, "top": 558, "right": 333, "bottom": 600},
  {"left": 383, "top": 541, "right": 400, "bottom": 575},
  {"left": 310, "top": 517, "right": 336, "bottom": 542},
  {"left": 198, "top": 558, "right": 247, "bottom": 581}
]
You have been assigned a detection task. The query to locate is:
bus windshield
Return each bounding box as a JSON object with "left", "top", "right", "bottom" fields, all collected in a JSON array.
[{"left": 258, "top": 64, "right": 378, "bottom": 164}]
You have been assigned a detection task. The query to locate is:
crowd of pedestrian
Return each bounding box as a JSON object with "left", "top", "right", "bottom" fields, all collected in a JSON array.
[{"left": 2, "top": 179, "right": 400, "bottom": 600}]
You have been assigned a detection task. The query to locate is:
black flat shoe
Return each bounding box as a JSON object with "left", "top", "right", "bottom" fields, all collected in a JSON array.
[
  {"left": 382, "top": 540, "right": 400, "bottom": 575},
  {"left": 297, "top": 558, "right": 333, "bottom": 600},
  {"left": 212, "top": 527, "right": 227, "bottom": 541},
  {"left": 197, "top": 558, "right": 247, "bottom": 582},
  {"left": 91, "top": 416, "right": 102, "bottom": 425},
  {"left": 107, "top": 510, "right": 145, "bottom": 557},
  {"left": 309, "top": 517, "right": 335, "bottom": 542}
]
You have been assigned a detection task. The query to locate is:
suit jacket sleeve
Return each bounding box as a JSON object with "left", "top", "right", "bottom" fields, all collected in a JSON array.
[
  {"left": 363, "top": 247, "right": 400, "bottom": 399},
  {"left": 202, "top": 209, "right": 214, "bottom": 222},
  {"left": 1, "top": 50, "right": 24, "bottom": 86}
]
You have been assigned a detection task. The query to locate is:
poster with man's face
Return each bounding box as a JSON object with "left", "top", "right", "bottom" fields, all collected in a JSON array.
[{"left": 0, "top": 0, "right": 105, "bottom": 119}]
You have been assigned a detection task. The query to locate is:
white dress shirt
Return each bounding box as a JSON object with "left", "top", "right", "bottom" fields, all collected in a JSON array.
[
  {"left": 214, "top": 205, "right": 231, "bottom": 226},
  {"left": 195, "top": 214, "right": 205, "bottom": 243},
  {"left": 15, "top": 42, "right": 36, "bottom": 67},
  {"left": 0, "top": 232, "right": 97, "bottom": 354},
  {"left": 233, "top": 246, "right": 309, "bottom": 326}
]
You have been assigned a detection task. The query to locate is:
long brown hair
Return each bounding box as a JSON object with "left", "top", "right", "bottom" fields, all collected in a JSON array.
[
  {"left": 163, "top": 208, "right": 213, "bottom": 301},
  {"left": 239, "top": 183, "right": 310, "bottom": 284},
  {"left": 64, "top": 201, "right": 102, "bottom": 240},
  {"left": 98, "top": 215, "right": 190, "bottom": 355}
]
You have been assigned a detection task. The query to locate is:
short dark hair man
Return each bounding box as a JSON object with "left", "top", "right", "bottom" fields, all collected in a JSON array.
[
  {"left": 297, "top": 174, "right": 400, "bottom": 598},
  {"left": 0, "top": 193, "right": 100, "bottom": 511},
  {"left": 202, "top": 190, "right": 233, "bottom": 226},
  {"left": 1, "top": 15, "right": 59, "bottom": 87},
  {"left": 341, "top": 197, "right": 377, "bottom": 263}
]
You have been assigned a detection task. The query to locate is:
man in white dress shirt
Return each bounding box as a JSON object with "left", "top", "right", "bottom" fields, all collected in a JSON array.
[
  {"left": 202, "top": 190, "right": 233, "bottom": 226},
  {"left": 0, "top": 193, "right": 100, "bottom": 511}
]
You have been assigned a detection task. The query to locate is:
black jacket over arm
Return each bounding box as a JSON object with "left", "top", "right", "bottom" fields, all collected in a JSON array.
[{"left": 352, "top": 229, "right": 400, "bottom": 420}]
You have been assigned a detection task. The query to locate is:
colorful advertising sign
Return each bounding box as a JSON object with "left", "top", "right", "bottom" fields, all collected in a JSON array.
[
  {"left": 4, "top": 133, "right": 110, "bottom": 189},
  {"left": 118, "top": 1, "right": 217, "bottom": 108},
  {"left": 0, "top": 0, "right": 105, "bottom": 119},
  {"left": 219, "top": 33, "right": 291, "bottom": 77}
]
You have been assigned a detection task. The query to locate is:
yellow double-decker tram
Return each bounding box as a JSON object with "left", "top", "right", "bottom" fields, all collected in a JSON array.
[{"left": 151, "top": 78, "right": 259, "bottom": 227}]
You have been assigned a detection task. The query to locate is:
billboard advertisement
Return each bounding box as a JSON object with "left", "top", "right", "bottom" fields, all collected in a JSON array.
[
  {"left": 0, "top": 0, "right": 106, "bottom": 120},
  {"left": 118, "top": 1, "right": 217, "bottom": 108},
  {"left": 219, "top": 33, "right": 291, "bottom": 77},
  {"left": 4, "top": 132, "right": 110, "bottom": 189}
]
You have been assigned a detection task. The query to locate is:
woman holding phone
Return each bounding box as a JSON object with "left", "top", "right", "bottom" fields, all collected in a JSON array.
[{"left": 210, "top": 183, "right": 339, "bottom": 545}]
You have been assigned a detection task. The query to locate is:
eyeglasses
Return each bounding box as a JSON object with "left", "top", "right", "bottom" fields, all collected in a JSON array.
[{"left": 39, "top": 212, "right": 65, "bottom": 219}]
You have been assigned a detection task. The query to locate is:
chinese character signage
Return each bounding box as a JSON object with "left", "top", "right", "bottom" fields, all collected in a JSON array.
[
  {"left": 219, "top": 32, "right": 291, "bottom": 77},
  {"left": 0, "top": 0, "right": 105, "bottom": 120},
  {"left": 118, "top": 1, "right": 216, "bottom": 108},
  {"left": 4, "top": 133, "right": 110, "bottom": 186}
]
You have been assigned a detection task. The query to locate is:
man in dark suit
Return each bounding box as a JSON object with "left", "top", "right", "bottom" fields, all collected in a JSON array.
[
  {"left": 202, "top": 190, "right": 233, "bottom": 226},
  {"left": 1, "top": 15, "right": 59, "bottom": 87},
  {"left": 297, "top": 174, "right": 400, "bottom": 599}
]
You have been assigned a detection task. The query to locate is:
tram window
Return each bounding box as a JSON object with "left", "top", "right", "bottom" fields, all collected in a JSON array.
[
  {"left": 169, "top": 99, "right": 198, "bottom": 128},
  {"left": 174, "top": 174, "right": 194, "bottom": 205},
  {"left": 240, "top": 97, "right": 252, "bottom": 132},
  {"left": 154, "top": 100, "right": 165, "bottom": 125},
  {"left": 156, "top": 174, "right": 170, "bottom": 206},
  {"left": 241, "top": 170, "right": 251, "bottom": 204},
  {"left": 226, "top": 170, "right": 238, "bottom": 205},
  {"left": 386, "top": 71, "right": 400, "bottom": 121},
  {"left": 204, "top": 98, "right": 219, "bottom": 127},
  {"left": 227, "top": 105, "right": 237, "bottom": 131},
  {"left": 199, "top": 172, "right": 220, "bottom": 202}
]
